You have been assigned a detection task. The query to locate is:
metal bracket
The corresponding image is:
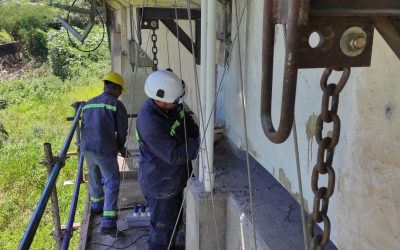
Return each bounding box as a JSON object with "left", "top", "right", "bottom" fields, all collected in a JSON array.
[
  {"left": 137, "top": 7, "right": 201, "bottom": 64},
  {"left": 261, "top": 0, "right": 400, "bottom": 144}
]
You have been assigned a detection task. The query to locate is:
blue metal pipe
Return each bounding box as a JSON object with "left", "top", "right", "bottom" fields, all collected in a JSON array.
[
  {"left": 19, "top": 104, "right": 83, "bottom": 250},
  {"left": 61, "top": 153, "right": 84, "bottom": 250}
]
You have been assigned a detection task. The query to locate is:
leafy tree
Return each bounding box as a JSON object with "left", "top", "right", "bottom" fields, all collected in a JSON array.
[
  {"left": 47, "top": 25, "right": 109, "bottom": 80},
  {"left": 0, "top": 2, "right": 59, "bottom": 60}
]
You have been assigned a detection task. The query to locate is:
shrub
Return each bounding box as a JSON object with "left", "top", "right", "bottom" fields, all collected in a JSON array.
[
  {"left": 0, "top": 2, "right": 59, "bottom": 60},
  {"left": 47, "top": 25, "right": 109, "bottom": 80}
]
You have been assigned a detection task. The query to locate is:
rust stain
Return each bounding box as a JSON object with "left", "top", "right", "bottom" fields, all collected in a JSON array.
[
  {"left": 279, "top": 168, "right": 309, "bottom": 213},
  {"left": 306, "top": 113, "right": 318, "bottom": 173}
]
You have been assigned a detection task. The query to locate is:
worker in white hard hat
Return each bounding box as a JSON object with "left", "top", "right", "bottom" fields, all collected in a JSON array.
[
  {"left": 81, "top": 72, "right": 129, "bottom": 238},
  {"left": 135, "top": 69, "right": 199, "bottom": 250}
]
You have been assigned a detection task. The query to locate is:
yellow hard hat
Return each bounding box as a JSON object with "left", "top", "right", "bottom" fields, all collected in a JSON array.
[{"left": 103, "top": 72, "right": 125, "bottom": 93}]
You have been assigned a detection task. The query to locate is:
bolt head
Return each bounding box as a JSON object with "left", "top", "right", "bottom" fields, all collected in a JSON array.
[{"left": 350, "top": 36, "right": 367, "bottom": 50}]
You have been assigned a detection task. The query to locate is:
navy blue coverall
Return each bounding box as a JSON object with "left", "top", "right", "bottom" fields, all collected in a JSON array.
[
  {"left": 136, "top": 98, "right": 199, "bottom": 250},
  {"left": 81, "top": 91, "right": 128, "bottom": 229}
]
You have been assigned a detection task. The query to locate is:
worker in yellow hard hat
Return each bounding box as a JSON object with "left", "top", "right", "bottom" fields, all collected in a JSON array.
[
  {"left": 81, "top": 71, "right": 129, "bottom": 238},
  {"left": 102, "top": 71, "right": 126, "bottom": 93}
]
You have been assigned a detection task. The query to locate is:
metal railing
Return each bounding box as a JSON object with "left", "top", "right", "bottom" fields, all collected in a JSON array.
[{"left": 19, "top": 103, "right": 84, "bottom": 250}]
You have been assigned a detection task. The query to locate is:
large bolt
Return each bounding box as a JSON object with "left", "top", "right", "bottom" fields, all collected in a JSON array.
[
  {"left": 340, "top": 26, "right": 367, "bottom": 57},
  {"left": 349, "top": 35, "right": 367, "bottom": 50},
  {"left": 150, "top": 20, "right": 158, "bottom": 28}
]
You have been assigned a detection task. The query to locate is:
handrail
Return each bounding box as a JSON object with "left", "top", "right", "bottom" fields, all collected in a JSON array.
[
  {"left": 61, "top": 153, "right": 85, "bottom": 250},
  {"left": 260, "top": 0, "right": 307, "bottom": 143},
  {"left": 19, "top": 104, "right": 83, "bottom": 250}
]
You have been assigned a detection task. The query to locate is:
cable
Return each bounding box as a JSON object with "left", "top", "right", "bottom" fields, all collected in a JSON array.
[
  {"left": 283, "top": 24, "right": 309, "bottom": 249},
  {"left": 165, "top": 0, "right": 250, "bottom": 249},
  {"left": 115, "top": 0, "right": 158, "bottom": 241},
  {"left": 65, "top": 0, "right": 106, "bottom": 53},
  {"left": 166, "top": 2, "right": 194, "bottom": 249},
  {"left": 233, "top": 0, "right": 257, "bottom": 249},
  {"left": 165, "top": 29, "right": 171, "bottom": 69},
  {"left": 85, "top": 233, "right": 148, "bottom": 250},
  {"left": 292, "top": 114, "right": 309, "bottom": 250}
]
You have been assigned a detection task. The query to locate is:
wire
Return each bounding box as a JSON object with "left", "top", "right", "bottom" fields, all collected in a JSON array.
[
  {"left": 165, "top": 29, "right": 171, "bottom": 68},
  {"left": 85, "top": 233, "right": 148, "bottom": 250},
  {"left": 65, "top": 0, "right": 106, "bottom": 53},
  {"left": 233, "top": 0, "right": 257, "bottom": 249},
  {"left": 283, "top": 24, "right": 309, "bottom": 249},
  {"left": 292, "top": 114, "right": 309, "bottom": 249},
  {"left": 115, "top": 0, "right": 158, "bottom": 242},
  {"left": 166, "top": 2, "right": 193, "bottom": 249},
  {"left": 165, "top": 0, "right": 250, "bottom": 249}
]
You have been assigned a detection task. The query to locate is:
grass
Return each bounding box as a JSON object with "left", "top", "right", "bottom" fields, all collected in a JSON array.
[
  {"left": 0, "top": 30, "right": 13, "bottom": 43},
  {"left": 0, "top": 60, "right": 108, "bottom": 249}
]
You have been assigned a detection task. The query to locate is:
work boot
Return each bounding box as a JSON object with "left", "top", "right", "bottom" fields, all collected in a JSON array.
[{"left": 99, "top": 227, "right": 126, "bottom": 238}]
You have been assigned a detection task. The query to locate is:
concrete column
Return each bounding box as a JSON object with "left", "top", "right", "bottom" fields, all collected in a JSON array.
[{"left": 186, "top": 179, "right": 226, "bottom": 250}]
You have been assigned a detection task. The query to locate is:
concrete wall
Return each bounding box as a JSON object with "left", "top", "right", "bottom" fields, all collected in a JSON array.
[
  {"left": 107, "top": 1, "right": 400, "bottom": 248},
  {"left": 222, "top": 1, "right": 400, "bottom": 249}
]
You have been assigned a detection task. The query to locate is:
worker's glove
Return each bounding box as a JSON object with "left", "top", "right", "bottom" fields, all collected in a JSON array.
[{"left": 119, "top": 147, "right": 131, "bottom": 158}]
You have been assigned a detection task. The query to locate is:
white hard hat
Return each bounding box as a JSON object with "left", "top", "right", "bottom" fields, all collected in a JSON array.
[{"left": 144, "top": 70, "right": 185, "bottom": 104}]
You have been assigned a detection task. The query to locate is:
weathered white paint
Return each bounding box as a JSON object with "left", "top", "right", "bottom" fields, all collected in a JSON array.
[
  {"left": 107, "top": 1, "right": 400, "bottom": 248},
  {"left": 204, "top": 0, "right": 216, "bottom": 192},
  {"left": 223, "top": 1, "right": 400, "bottom": 248},
  {"left": 199, "top": 0, "right": 208, "bottom": 183}
]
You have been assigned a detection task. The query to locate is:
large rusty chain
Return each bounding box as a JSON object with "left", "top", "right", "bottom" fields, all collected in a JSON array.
[
  {"left": 151, "top": 28, "right": 158, "bottom": 71},
  {"left": 309, "top": 67, "right": 351, "bottom": 250}
]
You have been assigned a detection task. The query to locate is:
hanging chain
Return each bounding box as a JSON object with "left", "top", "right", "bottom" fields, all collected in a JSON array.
[
  {"left": 309, "top": 67, "right": 351, "bottom": 250},
  {"left": 151, "top": 27, "right": 158, "bottom": 71}
]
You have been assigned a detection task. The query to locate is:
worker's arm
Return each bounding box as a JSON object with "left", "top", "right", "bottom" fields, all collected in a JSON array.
[
  {"left": 142, "top": 123, "right": 199, "bottom": 166},
  {"left": 184, "top": 111, "right": 199, "bottom": 139},
  {"left": 116, "top": 101, "right": 128, "bottom": 152}
]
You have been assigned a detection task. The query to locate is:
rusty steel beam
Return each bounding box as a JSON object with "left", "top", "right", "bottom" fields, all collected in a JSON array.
[
  {"left": 309, "top": 0, "right": 400, "bottom": 17},
  {"left": 297, "top": 17, "right": 374, "bottom": 68},
  {"left": 138, "top": 7, "right": 200, "bottom": 20},
  {"left": 375, "top": 17, "right": 400, "bottom": 60},
  {"left": 274, "top": 0, "right": 400, "bottom": 23}
]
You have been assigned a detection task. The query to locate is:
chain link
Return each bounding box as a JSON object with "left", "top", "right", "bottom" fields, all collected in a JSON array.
[
  {"left": 151, "top": 29, "right": 158, "bottom": 71},
  {"left": 309, "top": 67, "right": 351, "bottom": 250}
]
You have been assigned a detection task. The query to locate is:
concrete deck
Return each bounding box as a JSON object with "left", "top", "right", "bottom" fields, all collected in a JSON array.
[
  {"left": 79, "top": 139, "right": 338, "bottom": 250},
  {"left": 79, "top": 155, "right": 150, "bottom": 250},
  {"left": 186, "top": 139, "right": 338, "bottom": 250}
]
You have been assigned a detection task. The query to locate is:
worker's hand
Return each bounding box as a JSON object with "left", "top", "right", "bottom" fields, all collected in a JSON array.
[{"left": 119, "top": 147, "right": 131, "bottom": 158}]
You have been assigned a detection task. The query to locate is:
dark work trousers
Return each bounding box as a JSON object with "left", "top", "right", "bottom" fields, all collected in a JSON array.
[{"left": 147, "top": 193, "right": 183, "bottom": 250}]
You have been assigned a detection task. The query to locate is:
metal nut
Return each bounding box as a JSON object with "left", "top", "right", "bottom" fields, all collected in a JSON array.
[
  {"left": 340, "top": 26, "right": 367, "bottom": 57},
  {"left": 349, "top": 36, "right": 367, "bottom": 50}
]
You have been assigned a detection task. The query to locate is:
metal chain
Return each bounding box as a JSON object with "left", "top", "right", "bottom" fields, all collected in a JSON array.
[
  {"left": 309, "top": 67, "right": 351, "bottom": 250},
  {"left": 151, "top": 28, "right": 158, "bottom": 71}
]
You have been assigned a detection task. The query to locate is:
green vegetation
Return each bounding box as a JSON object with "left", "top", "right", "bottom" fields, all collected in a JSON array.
[
  {"left": 0, "top": 13, "right": 111, "bottom": 247},
  {"left": 0, "top": 30, "right": 13, "bottom": 43},
  {"left": 48, "top": 25, "right": 108, "bottom": 80},
  {"left": 0, "top": 1, "right": 60, "bottom": 60},
  {"left": 0, "top": 60, "right": 109, "bottom": 249}
]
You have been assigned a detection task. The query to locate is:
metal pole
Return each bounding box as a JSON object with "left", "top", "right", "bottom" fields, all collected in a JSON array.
[
  {"left": 19, "top": 104, "right": 83, "bottom": 250},
  {"left": 204, "top": 0, "right": 216, "bottom": 192},
  {"left": 61, "top": 153, "right": 85, "bottom": 250},
  {"left": 199, "top": 0, "right": 208, "bottom": 182},
  {"left": 44, "top": 143, "right": 62, "bottom": 250}
]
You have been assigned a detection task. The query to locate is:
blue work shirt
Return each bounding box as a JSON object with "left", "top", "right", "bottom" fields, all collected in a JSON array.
[
  {"left": 136, "top": 99, "right": 199, "bottom": 199},
  {"left": 81, "top": 92, "right": 128, "bottom": 156}
]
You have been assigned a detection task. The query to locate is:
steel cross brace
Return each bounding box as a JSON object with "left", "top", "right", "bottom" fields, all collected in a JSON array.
[{"left": 137, "top": 7, "right": 201, "bottom": 64}]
